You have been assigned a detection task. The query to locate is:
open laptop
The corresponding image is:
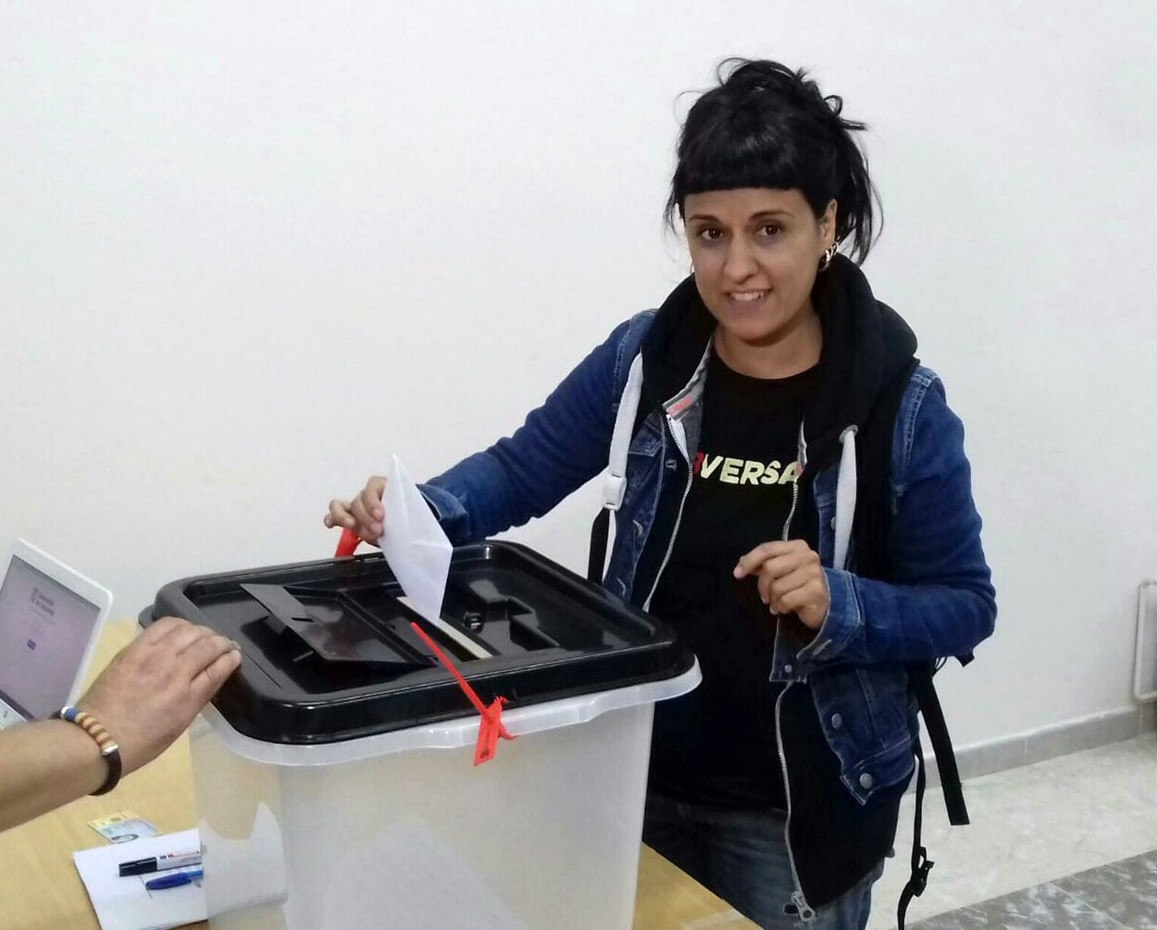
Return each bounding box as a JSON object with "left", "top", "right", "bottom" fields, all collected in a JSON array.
[{"left": 0, "top": 539, "right": 113, "bottom": 728}]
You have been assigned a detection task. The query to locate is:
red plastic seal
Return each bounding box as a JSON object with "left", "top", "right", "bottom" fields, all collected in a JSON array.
[
  {"left": 334, "top": 530, "right": 512, "bottom": 762},
  {"left": 410, "top": 621, "right": 514, "bottom": 765},
  {"left": 335, "top": 528, "right": 360, "bottom": 558}
]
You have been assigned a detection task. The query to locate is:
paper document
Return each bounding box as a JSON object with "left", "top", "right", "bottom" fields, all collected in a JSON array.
[
  {"left": 380, "top": 455, "right": 453, "bottom": 625},
  {"left": 73, "top": 828, "right": 206, "bottom": 930}
]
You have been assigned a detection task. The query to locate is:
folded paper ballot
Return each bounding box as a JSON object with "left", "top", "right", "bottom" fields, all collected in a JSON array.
[
  {"left": 380, "top": 455, "right": 493, "bottom": 658},
  {"left": 73, "top": 828, "right": 206, "bottom": 930},
  {"left": 380, "top": 454, "right": 451, "bottom": 624}
]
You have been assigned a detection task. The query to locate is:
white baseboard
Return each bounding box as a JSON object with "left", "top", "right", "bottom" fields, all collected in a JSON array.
[{"left": 919, "top": 703, "right": 1157, "bottom": 789}]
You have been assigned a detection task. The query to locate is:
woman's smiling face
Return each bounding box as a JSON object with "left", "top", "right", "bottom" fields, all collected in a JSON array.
[{"left": 685, "top": 187, "right": 835, "bottom": 373}]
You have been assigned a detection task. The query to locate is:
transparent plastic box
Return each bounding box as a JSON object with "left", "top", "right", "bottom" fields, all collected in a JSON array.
[{"left": 142, "top": 542, "right": 699, "bottom": 929}]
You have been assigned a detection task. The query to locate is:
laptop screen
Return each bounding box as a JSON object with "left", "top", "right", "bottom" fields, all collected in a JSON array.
[{"left": 0, "top": 555, "right": 103, "bottom": 719}]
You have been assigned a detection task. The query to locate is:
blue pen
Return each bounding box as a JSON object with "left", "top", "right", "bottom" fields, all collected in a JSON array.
[{"left": 145, "top": 868, "right": 203, "bottom": 891}]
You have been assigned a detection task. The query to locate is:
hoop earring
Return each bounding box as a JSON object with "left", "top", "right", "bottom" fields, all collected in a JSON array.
[{"left": 819, "top": 243, "right": 837, "bottom": 271}]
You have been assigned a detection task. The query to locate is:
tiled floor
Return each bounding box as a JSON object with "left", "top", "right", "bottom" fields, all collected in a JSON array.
[
  {"left": 911, "top": 849, "right": 1157, "bottom": 928},
  {"left": 866, "top": 732, "right": 1157, "bottom": 929}
]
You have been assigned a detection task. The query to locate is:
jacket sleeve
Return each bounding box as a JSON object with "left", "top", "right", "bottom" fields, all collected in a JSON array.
[
  {"left": 799, "top": 376, "right": 997, "bottom": 668},
  {"left": 418, "top": 314, "right": 649, "bottom": 544}
]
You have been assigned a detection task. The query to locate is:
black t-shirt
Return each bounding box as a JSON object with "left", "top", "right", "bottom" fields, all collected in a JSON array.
[{"left": 647, "top": 352, "right": 818, "bottom": 810}]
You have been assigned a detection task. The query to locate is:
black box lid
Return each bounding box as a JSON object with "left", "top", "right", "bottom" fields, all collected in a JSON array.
[{"left": 140, "top": 541, "right": 692, "bottom": 744}]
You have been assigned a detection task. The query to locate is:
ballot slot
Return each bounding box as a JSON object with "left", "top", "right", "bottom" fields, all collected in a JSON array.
[
  {"left": 247, "top": 573, "right": 565, "bottom": 668},
  {"left": 343, "top": 582, "right": 494, "bottom": 663},
  {"left": 241, "top": 582, "right": 495, "bottom": 671},
  {"left": 239, "top": 573, "right": 559, "bottom": 666}
]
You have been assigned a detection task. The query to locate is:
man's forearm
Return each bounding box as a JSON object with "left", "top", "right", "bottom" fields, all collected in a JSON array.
[{"left": 0, "top": 719, "right": 108, "bottom": 832}]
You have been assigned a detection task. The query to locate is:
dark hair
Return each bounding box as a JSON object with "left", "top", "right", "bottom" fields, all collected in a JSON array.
[{"left": 667, "top": 59, "right": 879, "bottom": 264}]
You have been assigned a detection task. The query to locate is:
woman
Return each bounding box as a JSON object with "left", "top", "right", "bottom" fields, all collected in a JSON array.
[{"left": 327, "top": 59, "right": 996, "bottom": 929}]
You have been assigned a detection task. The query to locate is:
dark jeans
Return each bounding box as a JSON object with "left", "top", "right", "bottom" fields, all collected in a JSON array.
[{"left": 642, "top": 792, "right": 882, "bottom": 929}]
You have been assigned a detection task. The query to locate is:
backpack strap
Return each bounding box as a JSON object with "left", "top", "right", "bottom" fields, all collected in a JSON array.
[
  {"left": 588, "top": 352, "right": 645, "bottom": 583},
  {"left": 853, "top": 360, "right": 969, "bottom": 826},
  {"left": 587, "top": 509, "right": 612, "bottom": 585},
  {"left": 910, "top": 663, "right": 970, "bottom": 826},
  {"left": 896, "top": 739, "right": 933, "bottom": 930},
  {"left": 854, "top": 359, "right": 972, "bottom": 926},
  {"left": 895, "top": 663, "right": 973, "bottom": 927}
]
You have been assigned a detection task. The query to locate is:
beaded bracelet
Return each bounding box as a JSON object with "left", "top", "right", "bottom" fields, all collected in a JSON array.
[{"left": 54, "top": 705, "right": 123, "bottom": 795}]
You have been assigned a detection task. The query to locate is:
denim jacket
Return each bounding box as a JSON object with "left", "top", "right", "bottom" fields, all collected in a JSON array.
[{"left": 422, "top": 307, "right": 996, "bottom": 808}]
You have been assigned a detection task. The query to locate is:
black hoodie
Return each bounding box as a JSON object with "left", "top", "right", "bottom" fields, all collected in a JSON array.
[
  {"left": 635, "top": 255, "right": 919, "bottom": 910},
  {"left": 639, "top": 254, "right": 917, "bottom": 477}
]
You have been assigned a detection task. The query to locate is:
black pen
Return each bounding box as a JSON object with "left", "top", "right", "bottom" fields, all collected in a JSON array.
[{"left": 118, "top": 847, "right": 203, "bottom": 877}]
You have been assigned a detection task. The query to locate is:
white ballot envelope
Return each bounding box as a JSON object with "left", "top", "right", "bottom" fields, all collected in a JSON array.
[
  {"left": 381, "top": 455, "right": 491, "bottom": 659},
  {"left": 380, "top": 454, "right": 455, "bottom": 618}
]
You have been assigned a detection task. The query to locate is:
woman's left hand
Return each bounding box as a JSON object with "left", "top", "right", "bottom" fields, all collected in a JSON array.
[{"left": 734, "top": 540, "right": 830, "bottom": 630}]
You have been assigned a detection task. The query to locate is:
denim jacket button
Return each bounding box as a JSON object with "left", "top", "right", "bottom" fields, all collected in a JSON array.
[
  {"left": 783, "top": 663, "right": 793, "bottom": 675},
  {"left": 859, "top": 773, "right": 874, "bottom": 789},
  {"left": 830, "top": 517, "right": 837, "bottom": 529},
  {"left": 830, "top": 713, "right": 843, "bottom": 729}
]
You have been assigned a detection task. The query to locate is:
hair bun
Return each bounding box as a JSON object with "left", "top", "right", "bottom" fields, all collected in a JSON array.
[{"left": 721, "top": 60, "right": 854, "bottom": 139}]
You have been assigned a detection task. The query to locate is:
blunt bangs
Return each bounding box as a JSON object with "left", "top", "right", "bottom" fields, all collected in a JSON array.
[{"left": 669, "top": 104, "right": 839, "bottom": 223}]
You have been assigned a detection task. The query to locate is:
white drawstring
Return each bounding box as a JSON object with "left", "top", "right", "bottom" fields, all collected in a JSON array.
[
  {"left": 832, "top": 426, "right": 858, "bottom": 571},
  {"left": 603, "top": 353, "right": 645, "bottom": 511}
]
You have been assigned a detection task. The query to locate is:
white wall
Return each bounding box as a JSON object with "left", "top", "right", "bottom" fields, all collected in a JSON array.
[{"left": 1, "top": 1, "right": 1154, "bottom": 750}]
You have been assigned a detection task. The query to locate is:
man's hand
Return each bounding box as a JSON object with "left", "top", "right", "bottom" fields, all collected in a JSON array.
[{"left": 77, "top": 617, "right": 241, "bottom": 774}]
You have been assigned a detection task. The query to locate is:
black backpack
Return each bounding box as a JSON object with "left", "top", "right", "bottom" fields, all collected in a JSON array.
[{"left": 587, "top": 354, "right": 969, "bottom": 929}]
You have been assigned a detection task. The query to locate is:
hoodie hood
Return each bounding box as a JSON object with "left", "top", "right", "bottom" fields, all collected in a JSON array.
[{"left": 640, "top": 254, "right": 918, "bottom": 475}]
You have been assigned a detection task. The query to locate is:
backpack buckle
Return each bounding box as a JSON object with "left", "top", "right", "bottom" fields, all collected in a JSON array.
[{"left": 910, "top": 847, "right": 934, "bottom": 896}]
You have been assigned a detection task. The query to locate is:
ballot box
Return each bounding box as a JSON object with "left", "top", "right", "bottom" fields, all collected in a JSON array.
[{"left": 141, "top": 542, "right": 699, "bottom": 930}]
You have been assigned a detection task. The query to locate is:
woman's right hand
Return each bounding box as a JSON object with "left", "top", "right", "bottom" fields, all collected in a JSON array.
[{"left": 325, "top": 475, "right": 387, "bottom": 543}]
